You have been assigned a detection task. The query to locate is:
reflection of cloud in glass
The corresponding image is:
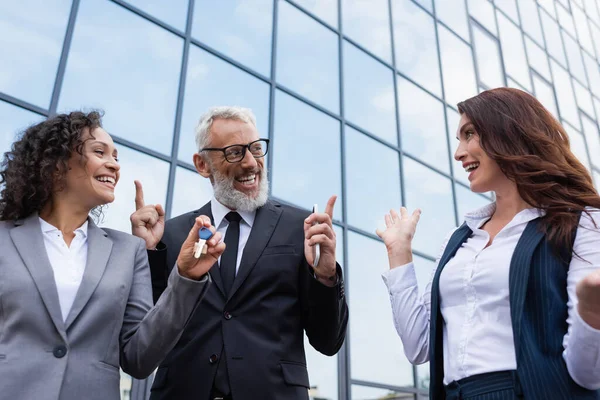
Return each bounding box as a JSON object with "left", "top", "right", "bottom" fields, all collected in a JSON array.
[
  {"left": 550, "top": 60, "right": 580, "bottom": 129},
  {"left": 532, "top": 74, "right": 559, "bottom": 119},
  {"left": 454, "top": 184, "right": 492, "bottom": 223},
  {"left": 583, "top": 52, "right": 600, "bottom": 98},
  {"left": 435, "top": 0, "right": 469, "bottom": 41},
  {"left": 123, "top": 0, "right": 188, "bottom": 30},
  {"left": 562, "top": 33, "right": 587, "bottom": 86},
  {"left": 348, "top": 232, "right": 414, "bottom": 387},
  {"left": 171, "top": 167, "right": 214, "bottom": 218},
  {"left": 518, "top": 0, "right": 545, "bottom": 45},
  {"left": 392, "top": 0, "right": 442, "bottom": 97},
  {"left": 581, "top": 114, "right": 600, "bottom": 170},
  {"left": 540, "top": 11, "right": 567, "bottom": 67},
  {"left": 495, "top": 0, "right": 519, "bottom": 24},
  {"left": 58, "top": 0, "right": 182, "bottom": 155},
  {"left": 525, "top": 37, "right": 551, "bottom": 81},
  {"left": 0, "top": 101, "right": 44, "bottom": 158},
  {"left": 468, "top": 0, "right": 497, "bottom": 34},
  {"left": 177, "top": 46, "right": 270, "bottom": 163},
  {"left": 573, "top": 5, "right": 595, "bottom": 55},
  {"left": 343, "top": 42, "right": 397, "bottom": 144},
  {"left": 556, "top": 2, "right": 576, "bottom": 37},
  {"left": 538, "top": 0, "right": 557, "bottom": 19},
  {"left": 342, "top": 0, "right": 392, "bottom": 63},
  {"left": 573, "top": 80, "right": 594, "bottom": 117},
  {"left": 276, "top": 1, "right": 340, "bottom": 113},
  {"left": 272, "top": 90, "right": 342, "bottom": 221},
  {"left": 0, "top": 0, "right": 70, "bottom": 108},
  {"left": 593, "top": 170, "right": 600, "bottom": 190},
  {"left": 497, "top": 14, "right": 531, "bottom": 90},
  {"left": 293, "top": 0, "right": 338, "bottom": 28},
  {"left": 472, "top": 24, "right": 504, "bottom": 89},
  {"left": 564, "top": 122, "right": 592, "bottom": 172}
]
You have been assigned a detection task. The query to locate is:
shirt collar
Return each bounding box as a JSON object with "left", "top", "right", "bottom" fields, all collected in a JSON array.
[
  {"left": 464, "top": 202, "right": 544, "bottom": 231},
  {"left": 39, "top": 217, "right": 89, "bottom": 238},
  {"left": 210, "top": 197, "right": 256, "bottom": 229}
]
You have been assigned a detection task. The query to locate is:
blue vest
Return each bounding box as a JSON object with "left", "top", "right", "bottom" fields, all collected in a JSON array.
[{"left": 429, "top": 218, "right": 600, "bottom": 399}]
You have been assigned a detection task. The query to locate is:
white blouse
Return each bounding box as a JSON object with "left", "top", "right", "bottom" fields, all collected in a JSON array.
[{"left": 382, "top": 203, "right": 600, "bottom": 389}]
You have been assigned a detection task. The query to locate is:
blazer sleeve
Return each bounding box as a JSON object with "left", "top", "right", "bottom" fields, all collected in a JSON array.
[
  {"left": 301, "top": 260, "right": 349, "bottom": 356},
  {"left": 119, "top": 239, "right": 211, "bottom": 379},
  {"left": 148, "top": 242, "right": 169, "bottom": 304}
]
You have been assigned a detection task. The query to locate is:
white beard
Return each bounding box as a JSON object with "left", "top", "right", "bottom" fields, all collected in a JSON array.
[{"left": 211, "top": 165, "right": 269, "bottom": 212}]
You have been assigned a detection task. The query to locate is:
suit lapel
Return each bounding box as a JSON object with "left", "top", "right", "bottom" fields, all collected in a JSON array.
[
  {"left": 64, "top": 219, "right": 112, "bottom": 329},
  {"left": 193, "top": 203, "right": 226, "bottom": 298},
  {"left": 9, "top": 214, "right": 67, "bottom": 341},
  {"left": 228, "top": 201, "right": 282, "bottom": 301},
  {"left": 508, "top": 219, "right": 544, "bottom": 360}
]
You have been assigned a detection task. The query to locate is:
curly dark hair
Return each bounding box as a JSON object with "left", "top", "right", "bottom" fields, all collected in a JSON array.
[{"left": 0, "top": 111, "right": 104, "bottom": 221}]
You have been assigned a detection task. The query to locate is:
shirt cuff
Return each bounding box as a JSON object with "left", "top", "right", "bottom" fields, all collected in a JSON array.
[
  {"left": 572, "top": 307, "right": 600, "bottom": 340},
  {"left": 381, "top": 262, "right": 418, "bottom": 293}
]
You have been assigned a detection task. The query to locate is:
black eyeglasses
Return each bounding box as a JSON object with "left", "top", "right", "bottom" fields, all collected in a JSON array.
[{"left": 200, "top": 138, "right": 269, "bottom": 163}]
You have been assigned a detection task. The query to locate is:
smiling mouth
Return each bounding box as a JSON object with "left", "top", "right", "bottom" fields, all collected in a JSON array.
[
  {"left": 465, "top": 163, "right": 479, "bottom": 173},
  {"left": 235, "top": 173, "right": 257, "bottom": 186},
  {"left": 95, "top": 176, "right": 116, "bottom": 187}
]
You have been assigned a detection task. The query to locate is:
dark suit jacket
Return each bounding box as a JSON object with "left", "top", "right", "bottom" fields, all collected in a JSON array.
[
  {"left": 148, "top": 200, "right": 348, "bottom": 400},
  {"left": 429, "top": 219, "right": 600, "bottom": 399}
]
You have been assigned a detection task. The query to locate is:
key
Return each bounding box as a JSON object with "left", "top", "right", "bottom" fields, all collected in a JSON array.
[{"left": 194, "top": 227, "right": 214, "bottom": 258}]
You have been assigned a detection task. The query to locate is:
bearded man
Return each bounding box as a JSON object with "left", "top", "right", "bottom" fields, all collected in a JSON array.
[{"left": 130, "top": 106, "right": 348, "bottom": 400}]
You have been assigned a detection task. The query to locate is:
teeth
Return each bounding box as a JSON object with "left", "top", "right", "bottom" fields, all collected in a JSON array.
[
  {"left": 237, "top": 174, "right": 256, "bottom": 183},
  {"left": 96, "top": 176, "right": 116, "bottom": 185},
  {"left": 465, "top": 163, "right": 479, "bottom": 172}
]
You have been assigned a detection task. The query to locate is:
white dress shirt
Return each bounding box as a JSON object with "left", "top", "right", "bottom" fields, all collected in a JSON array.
[
  {"left": 40, "top": 218, "right": 88, "bottom": 322},
  {"left": 211, "top": 197, "right": 256, "bottom": 274},
  {"left": 382, "top": 203, "right": 600, "bottom": 389}
]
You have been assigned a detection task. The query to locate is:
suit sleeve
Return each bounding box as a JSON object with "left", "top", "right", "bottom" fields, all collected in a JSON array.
[
  {"left": 301, "top": 261, "right": 348, "bottom": 356},
  {"left": 148, "top": 241, "right": 169, "bottom": 304},
  {"left": 119, "top": 238, "right": 211, "bottom": 379}
]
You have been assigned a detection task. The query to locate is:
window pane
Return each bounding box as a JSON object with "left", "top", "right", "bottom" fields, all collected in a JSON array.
[
  {"left": 0, "top": 102, "right": 44, "bottom": 158},
  {"left": 468, "top": 0, "right": 497, "bottom": 35},
  {"left": 272, "top": 91, "right": 342, "bottom": 221},
  {"left": 178, "top": 45, "right": 270, "bottom": 163},
  {"left": 472, "top": 24, "right": 505, "bottom": 89},
  {"left": 438, "top": 25, "right": 478, "bottom": 107},
  {"left": 591, "top": 23, "right": 600, "bottom": 61},
  {"left": 59, "top": 0, "right": 182, "bottom": 154},
  {"left": 392, "top": 0, "right": 442, "bottom": 97},
  {"left": 539, "top": 0, "right": 557, "bottom": 19},
  {"left": 414, "top": 0, "right": 433, "bottom": 12},
  {"left": 0, "top": 0, "right": 70, "bottom": 108},
  {"left": 541, "top": 10, "right": 567, "bottom": 67},
  {"left": 342, "top": 0, "right": 392, "bottom": 63},
  {"left": 455, "top": 184, "right": 491, "bottom": 221},
  {"left": 123, "top": 0, "right": 188, "bottom": 30},
  {"left": 525, "top": 36, "right": 551, "bottom": 80},
  {"left": 351, "top": 385, "right": 411, "bottom": 399},
  {"left": 519, "top": 0, "right": 545, "bottom": 46},
  {"left": 345, "top": 126, "right": 401, "bottom": 234},
  {"left": 99, "top": 146, "right": 169, "bottom": 232},
  {"left": 584, "top": 0, "right": 600, "bottom": 25},
  {"left": 348, "top": 232, "right": 414, "bottom": 386},
  {"left": 495, "top": 0, "right": 520, "bottom": 24},
  {"left": 293, "top": 0, "right": 338, "bottom": 27},
  {"left": 532, "top": 74, "right": 559, "bottom": 119},
  {"left": 417, "top": 362, "right": 430, "bottom": 393},
  {"left": 573, "top": 79, "right": 594, "bottom": 116},
  {"left": 446, "top": 106, "right": 470, "bottom": 186},
  {"left": 435, "top": 0, "right": 469, "bottom": 41},
  {"left": 171, "top": 167, "right": 214, "bottom": 218},
  {"left": 276, "top": 1, "right": 339, "bottom": 113},
  {"left": 593, "top": 169, "right": 600, "bottom": 189},
  {"left": 564, "top": 121, "right": 593, "bottom": 172},
  {"left": 556, "top": 2, "right": 576, "bottom": 37},
  {"left": 506, "top": 77, "right": 529, "bottom": 92},
  {"left": 398, "top": 77, "right": 450, "bottom": 173},
  {"left": 563, "top": 32, "right": 588, "bottom": 85},
  {"left": 551, "top": 60, "right": 580, "bottom": 128},
  {"left": 583, "top": 51, "right": 600, "bottom": 97},
  {"left": 573, "top": 5, "right": 595, "bottom": 55},
  {"left": 192, "top": 0, "right": 273, "bottom": 76},
  {"left": 343, "top": 42, "right": 397, "bottom": 144},
  {"left": 497, "top": 13, "right": 531, "bottom": 90},
  {"left": 403, "top": 158, "right": 456, "bottom": 256},
  {"left": 581, "top": 113, "right": 600, "bottom": 169}
]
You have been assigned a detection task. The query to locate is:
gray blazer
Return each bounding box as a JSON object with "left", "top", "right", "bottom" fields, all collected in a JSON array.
[{"left": 0, "top": 213, "right": 210, "bottom": 400}]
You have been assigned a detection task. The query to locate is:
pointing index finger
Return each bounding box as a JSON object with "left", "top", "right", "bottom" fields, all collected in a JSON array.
[
  {"left": 134, "top": 180, "right": 145, "bottom": 210},
  {"left": 324, "top": 195, "right": 337, "bottom": 219}
]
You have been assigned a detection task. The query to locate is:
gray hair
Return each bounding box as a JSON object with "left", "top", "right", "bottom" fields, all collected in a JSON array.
[{"left": 195, "top": 106, "right": 257, "bottom": 152}]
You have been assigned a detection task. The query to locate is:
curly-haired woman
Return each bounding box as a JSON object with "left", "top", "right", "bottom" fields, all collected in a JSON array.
[
  {"left": 0, "top": 111, "right": 223, "bottom": 400},
  {"left": 377, "top": 88, "right": 600, "bottom": 399}
]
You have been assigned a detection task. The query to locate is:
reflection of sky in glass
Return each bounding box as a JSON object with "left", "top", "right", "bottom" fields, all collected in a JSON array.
[
  {"left": 525, "top": 37, "right": 551, "bottom": 81},
  {"left": 538, "top": 0, "right": 557, "bottom": 19},
  {"left": 551, "top": 60, "right": 580, "bottom": 129},
  {"left": 343, "top": 41, "right": 397, "bottom": 144},
  {"left": 541, "top": 11, "right": 567, "bottom": 67},
  {"left": 593, "top": 170, "right": 600, "bottom": 190},
  {"left": 271, "top": 90, "right": 342, "bottom": 221},
  {"left": 455, "top": 184, "right": 492, "bottom": 222},
  {"left": 59, "top": 0, "right": 182, "bottom": 155},
  {"left": 438, "top": 25, "right": 478, "bottom": 108},
  {"left": 446, "top": 106, "right": 471, "bottom": 187},
  {"left": 397, "top": 76, "right": 449, "bottom": 173},
  {"left": 472, "top": 24, "right": 504, "bottom": 89},
  {"left": 351, "top": 385, "right": 407, "bottom": 400},
  {"left": 435, "top": 0, "right": 469, "bottom": 41},
  {"left": 345, "top": 126, "right": 401, "bottom": 234},
  {"left": 583, "top": 52, "right": 600, "bottom": 98},
  {"left": 495, "top": 0, "right": 519, "bottom": 24},
  {"left": 532, "top": 74, "right": 559, "bottom": 119},
  {"left": 468, "top": 0, "right": 496, "bottom": 34},
  {"left": 177, "top": 45, "right": 270, "bottom": 163},
  {"left": 581, "top": 114, "right": 600, "bottom": 169},
  {"left": 293, "top": 0, "right": 338, "bottom": 28},
  {"left": 590, "top": 23, "right": 600, "bottom": 61},
  {"left": 585, "top": 0, "right": 600, "bottom": 25},
  {"left": 562, "top": 33, "right": 587, "bottom": 86},
  {"left": 519, "top": 0, "right": 545, "bottom": 46},
  {"left": 413, "top": 0, "right": 433, "bottom": 12},
  {"left": 276, "top": 1, "right": 339, "bottom": 114},
  {"left": 171, "top": 167, "right": 214, "bottom": 217},
  {"left": 507, "top": 78, "right": 528, "bottom": 93},
  {"left": 0, "top": 101, "right": 44, "bottom": 158},
  {"left": 123, "top": 0, "right": 188, "bottom": 30},
  {"left": 342, "top": 0, "right": 392, "bottom": 63},
  {"left": 556, "top": 2, "right": 576, "bottom": 37},
  {"left": 348, "top": 232, "right": 414, "bottom": 386},
  {"left": 192, "top": 0, "right": 273, "bottom": 76},
  {"left": 392, "top": 0, "right": 442, "bottom": 97},
  {"left": 497, "top": 14, "right": 531, "bottom": 90},
  {"left": 0, "top": 0, "right": 70, "bottom": 108},
  {"left": 564, "top": 122, "right": 592, "bottom": 172},
  {"left": 403, "top": 158, "right": 456, "bottom": 256},
  {"left": 573, "top": 80, "right": 595, "bottom": 117},
  {"left": 99, "top": 146, "right": 169, "bottom": 232},
  {"left": 573, "top": 5, "right": 595, "bottom": 55}
]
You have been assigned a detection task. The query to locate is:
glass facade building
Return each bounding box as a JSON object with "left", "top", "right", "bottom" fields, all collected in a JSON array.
[{"left": 1, "top": 0, "right": 600, "bottom": 399}]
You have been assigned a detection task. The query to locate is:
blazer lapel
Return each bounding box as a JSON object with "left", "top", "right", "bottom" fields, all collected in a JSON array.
[
  {"left": 193, "top": 203, "right": 226, "bottom": 298},
  {"left": 64, "top": 219, "right": 112, "bottom": 329},
  {"left": 227, "top": 201, "right": 282, "bottom": 301},
  {"left": 508, "top": 219, "right": 544, "bottom": 360},
  {"left": 9, "top": 214, "right": 67, "bottom": 341}
]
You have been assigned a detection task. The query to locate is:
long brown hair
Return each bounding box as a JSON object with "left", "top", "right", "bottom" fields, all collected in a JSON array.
[{"left": 457, "top": 87, "right": 600, "bottom": 255}]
